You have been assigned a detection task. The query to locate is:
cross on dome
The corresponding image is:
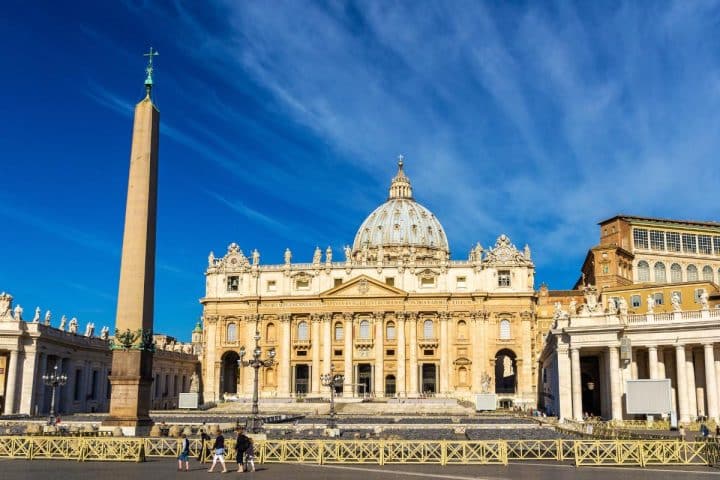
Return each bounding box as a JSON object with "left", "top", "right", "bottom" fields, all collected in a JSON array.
[{"left": 389, "top": 154, "right": 412, "bottom": 199}]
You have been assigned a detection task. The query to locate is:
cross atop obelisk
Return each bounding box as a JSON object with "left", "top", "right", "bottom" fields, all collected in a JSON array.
[
  {"left": 104, "top": 49, "right": 160, "bottom": 435},
  {"left": 143, "top": 47, "right": 159, "bottom": 97}
]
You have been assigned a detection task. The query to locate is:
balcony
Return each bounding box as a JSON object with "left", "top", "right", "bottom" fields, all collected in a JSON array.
[
  {"left": 354, "top": 338, "right": 374, "bottom": 350},
  {"left": 418, "top": 337, "right": 439, "bottom": 349},
  {"left": 292, "top": 339, "right": 311, "bottom": 350}
]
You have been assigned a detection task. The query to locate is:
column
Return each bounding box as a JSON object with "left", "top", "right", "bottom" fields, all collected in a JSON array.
[
  {"left": 556, "top": 345, "right": 572, "bottom": 420},
  {"left": 694, "top": 349, "right": 706, "bottom": 417},
  {"left": 703, "top": 344, "right": 718, "bottom": 422},
  {"left": 608, "top": 346, "right": 622, "bottom": 420},
  {"left": 35, "top": 353, "right": 48, "bottom": 415},
  {"left": 4, "top": 349, "right": 19, "bottom": 414},
  {"left": 675, "top": 345, "right": 690, "bottom": 423},
  {"left": 479, "top": 311, "right": 488, "bottom": 386},
  {"left": 310, "top": 315, "right": 321, "bottom": 395},
  {"left": 343, "top": 313, "right": 353, "bottom": 397},
  {"left": 520, "top": 312, "right": 533, "bottom": 403},
  {"left": 631, "top": 349, "right": 638, "bottom": 379},
  {"left": 570, "top": 347, "right": 583, "bottom": 421},
  {"left": 715, "top": 347, "right": 720, "bottom": 417},
  {"left": 322, "top": 314, "right": 332, "bottom": 380},
  {"left": 470, "top": 313, "right": 480, "bottom": 392},
  {"left": 686, "top": 349, "right": 698, "bottom": 419},
  {"left": 439, "top": 312, "right": 449, "bottom": 395},
  {"left": 242, "top": 316, "right": 254, "bottom": 395},
  {"left": 374, "top": 312, "right": 384, "bottom": 397},
  {"left": 648, "top": 346, "right": 659, "bottom": 379},
  {"left": 657, "top": 347, "right": 666, "bottom": 380},
  {"left": 664, "top": 349, "right": 677, "bottom": 420},
  {"left": 396, "top": 312, "right": 406, "bottom": 397},
  {"left": 278, "top": 314, "right": 292, "bottom": 397},
  {"left": 408, "top": 313, "right": 418, "bottom": 396}
]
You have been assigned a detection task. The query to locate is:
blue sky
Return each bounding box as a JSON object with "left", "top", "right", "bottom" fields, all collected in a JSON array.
[{"left": 2, "top": 1, "right": 720, "bottom": 341}]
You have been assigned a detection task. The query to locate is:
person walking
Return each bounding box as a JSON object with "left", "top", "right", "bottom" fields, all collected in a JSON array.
[
  {"left": 199, "top": 429, "right": 211, "bottom": 462},
  {"left": 207, "top": 432, "right": 227, "bottom": 473},
  {"left": 235, "top": 429, "right": 251, "bottom": 473},
  {"left": 178, "top": 434, "right": 190, "bottom": 472},
  {"left": 245, "top": 437, "right": 256, "bottom": 473}
]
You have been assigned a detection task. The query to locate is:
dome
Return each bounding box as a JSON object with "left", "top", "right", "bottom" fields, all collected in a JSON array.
[{"left": 352, "top": 157, "right": 449, "bottom": 259}]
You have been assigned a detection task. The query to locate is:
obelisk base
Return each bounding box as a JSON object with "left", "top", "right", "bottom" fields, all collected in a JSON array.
[{"left": 103, "top": 349, "right": 154, "bottom": 436}]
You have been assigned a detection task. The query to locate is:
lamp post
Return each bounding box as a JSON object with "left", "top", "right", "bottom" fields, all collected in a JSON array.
[
  {"left": 42, "top": 365, "right": 67, "bottom": 426},
  {"left": 238, "top": 327, "right": 276, "bottom": 434},
  {"left": 320, "top": 365, "right": 344, "bottom": 430}
]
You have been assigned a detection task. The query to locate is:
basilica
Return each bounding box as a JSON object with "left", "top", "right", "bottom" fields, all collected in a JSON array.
[{"left": 199, "top": 158, "right": 538, "bottom": 406}]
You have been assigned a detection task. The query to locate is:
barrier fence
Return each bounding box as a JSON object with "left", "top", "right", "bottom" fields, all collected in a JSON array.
[{"left": 0, "top": 436, "right": 718, "bottom": 467}]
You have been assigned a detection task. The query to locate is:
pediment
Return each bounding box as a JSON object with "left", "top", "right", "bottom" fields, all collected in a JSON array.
[{"left": 321, "top": 275, "right": 407, "bottom": 298}]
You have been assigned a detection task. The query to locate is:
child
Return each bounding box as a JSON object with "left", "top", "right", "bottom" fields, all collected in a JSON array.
[
  {"left": 178, "top": 433, "right": 190, "bottom": 472},
  {"left": 245, "top": 437, "right": 256, "bottom": 473}
]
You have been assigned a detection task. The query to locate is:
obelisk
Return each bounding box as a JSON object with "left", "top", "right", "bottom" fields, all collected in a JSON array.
[{"left": 104, "top": 48, "right": 160, "bottom": 435}]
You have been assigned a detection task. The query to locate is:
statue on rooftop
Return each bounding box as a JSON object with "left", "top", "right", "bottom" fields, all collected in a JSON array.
[
  {"left": 671, "top": 292, "right": 682, "bottom": 312},
  {"left": 68, "top": 317, "right": 79, "bottom": 334},
  {"left": 284, "top": 248, "right": 292, "bottom": 264},
  {"left": 32, "top": 307, "right": 41, "bottom": 323},
  {"left": 44, "top": 310, "right": 51, "bottom": 326},
  {"left": 13, "top": 304, "right": 23, "bottom": 321},
  {"left": 59, "top": 315, "right": 67, "bottom": 331},
  {"left": 313, "top": 246, "right": 322, "bottom": 264}
]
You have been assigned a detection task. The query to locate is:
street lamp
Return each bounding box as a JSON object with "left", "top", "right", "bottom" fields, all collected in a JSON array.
[
  {"left": 238, "top": 328, "right": 276, "bottom": 434},
  {"left": 42, "top": 365, "right": 67, "bottom": 426},
  {"left": 320, "top": 365, "right": 344, "bottom": 430}
]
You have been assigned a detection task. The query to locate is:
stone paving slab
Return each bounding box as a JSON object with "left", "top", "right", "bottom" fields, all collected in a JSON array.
[{"left": 0, "top": 458, "right": 716, "bottom": 480}]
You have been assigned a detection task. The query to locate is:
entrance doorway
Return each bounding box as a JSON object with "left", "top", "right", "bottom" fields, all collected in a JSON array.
[
  {"left": 495, "top": 349, "right": 517, "bottom": 394},
  {"left": 221, "top": 351, "right": 240, "bottom": 394},
  {"left": 421, "top": 364, "right": 437, "bottom": 395},
  {"left": 357, "top": 364, "right": 372, "bottom": 397},
  {"left": 581, "top": 356, "right": 601, "bottom": 417},
  {"left": 385, "top": 375, "right": 396, "bottom": 396},
  {"left": 294, "top": 364, "right": 309, "bottom": 396}
]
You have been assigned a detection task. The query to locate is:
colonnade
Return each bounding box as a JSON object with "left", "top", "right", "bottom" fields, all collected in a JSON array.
[{"left": 564, "top": 343, "right": 720, "bottom": 423}]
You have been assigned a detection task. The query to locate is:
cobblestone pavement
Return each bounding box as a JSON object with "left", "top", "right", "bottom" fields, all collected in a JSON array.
[{"left": 0, "top": 458, "right": 716, "bottom": 480}]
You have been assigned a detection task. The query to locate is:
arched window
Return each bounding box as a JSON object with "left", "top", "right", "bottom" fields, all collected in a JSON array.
[
  {"left": 334, "top": 322, "right": 343, "bottom": 341},
  {"left": 654, "top": 262, "right": 666, "bottom": 283},
  {"left": 359, "top": 320, "right": 370, "bottom": 339},
  {"left": 265, "top": 367, "right": 276, "bottom": 386},
  {"left": 499, "top": 319, "right": 511, "bottom": 340},
  {"left": 266, "top": 323, "right": 276, "bottom": 342},
  {"left": 226, "top": 323, "right": 237, "bottom": 342},
  {"left": 687, "top": 264, "right": 698, "bottom": 281},
  {"left": 702, "top": 265, "right": 713, "bottom": 281},
  {"left": 637, "top": 261, "right": 650, "bottom": 282},
  {"left": 385, "top": 321, "right": 396, "bottom": 340},
  {"left": 671, "top": 263, "right": 682, "bottom": 283},
  {"left": 297, "top": 321, "right": 309, "bottom": 341},
  {"left": 457, "top": 320, "right": 468, "bottom": 340},
  {"left": 423, "top": 319, "right": 434, "bottom": 339}
]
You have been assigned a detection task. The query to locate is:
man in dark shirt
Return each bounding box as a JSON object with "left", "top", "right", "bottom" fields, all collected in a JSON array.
[{"left": 235, "top": 428, "right": 251, "bottom": 472}]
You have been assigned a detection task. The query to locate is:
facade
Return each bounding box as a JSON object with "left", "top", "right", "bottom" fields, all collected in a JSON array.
[
  {"left": 0, "top": 292, "right": 198, "bottom": 416},
  {"left": 540, "top": 284, "right": 720, "bottom": 423},
  {"left": 199, "top": 159, "right": 539, "bottom": 406},
  {"left": 579, "top": 215, "right": 720, "bottom": 291}
]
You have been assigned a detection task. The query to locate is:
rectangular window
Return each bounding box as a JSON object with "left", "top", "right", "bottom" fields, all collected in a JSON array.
[
  {"left": 713, "top": 236, "right": 720, "bottom": 255},
  {"left": 267, "top": 280, "right": 277, "bottom": 292},
  {"left": 385, "top": 277, "right": 395, "bottom": 287},
  {"left": 423, "top": 349, "right": 434, "bottom": 356},
  {"left": 698, "top": 235, "right": 712, "bottom": 255},
  {"left": 74, "top": 370, "right": 82, "bottom": 401},
  {"left": 654, "top": 293, "right": 664, "bottom": 305},
  {"left": 297, "top": 350, "right": 307, "bottom": 357},
  {"left": 630, "top": 295, "right": 641, "bottom": 308},
  {"left": 386, "top": 349, "right": 395, "bottom": 356},
  {"left": 333, "top": 349, "right": 343, "bottom": 356},
  {"left": 498, "top": 270, "right": 511, "bottom": 287},
  {"left": 420, "top": 277, "right": 435, "bottom": 288},
  {"left": 90, "top": 370, "right": 98, "bottom": 400},
  {"left": 633, "top": 229, "right": 649, "bottom": 249},
  {"left": 666, "top": 232, "right": 681, "bottom": 252},
  {"left": 695, "top": 288, "right": 704, "bottom": 303},
  {"left": 164, "top": 375, "right": 169, "bottom": 396},
  {"left": 334, "top": 278, "right": 343, "bottom": 287},
  {"left": 649, "top": 230, "right": 665, "bottom": 250},
  {"left": 296, "top": 278, "right": 310, "bottom": 290},
  {"left": 682, "top": 233, "right": 696, "bottom": 253},
  {"left": 226, "top": 275, "right": 239, "bottom": 292},
  {"left": 456, "top": 276, "right": 467, "bottom": 289}
]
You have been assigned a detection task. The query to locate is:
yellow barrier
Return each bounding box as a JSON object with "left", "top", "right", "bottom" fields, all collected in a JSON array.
[
  {"left": 573, "top": 440, "right": 709, "bottom": 467},
  {"left": 0, "top": 436, "right": 717, "bottom": 467}
]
